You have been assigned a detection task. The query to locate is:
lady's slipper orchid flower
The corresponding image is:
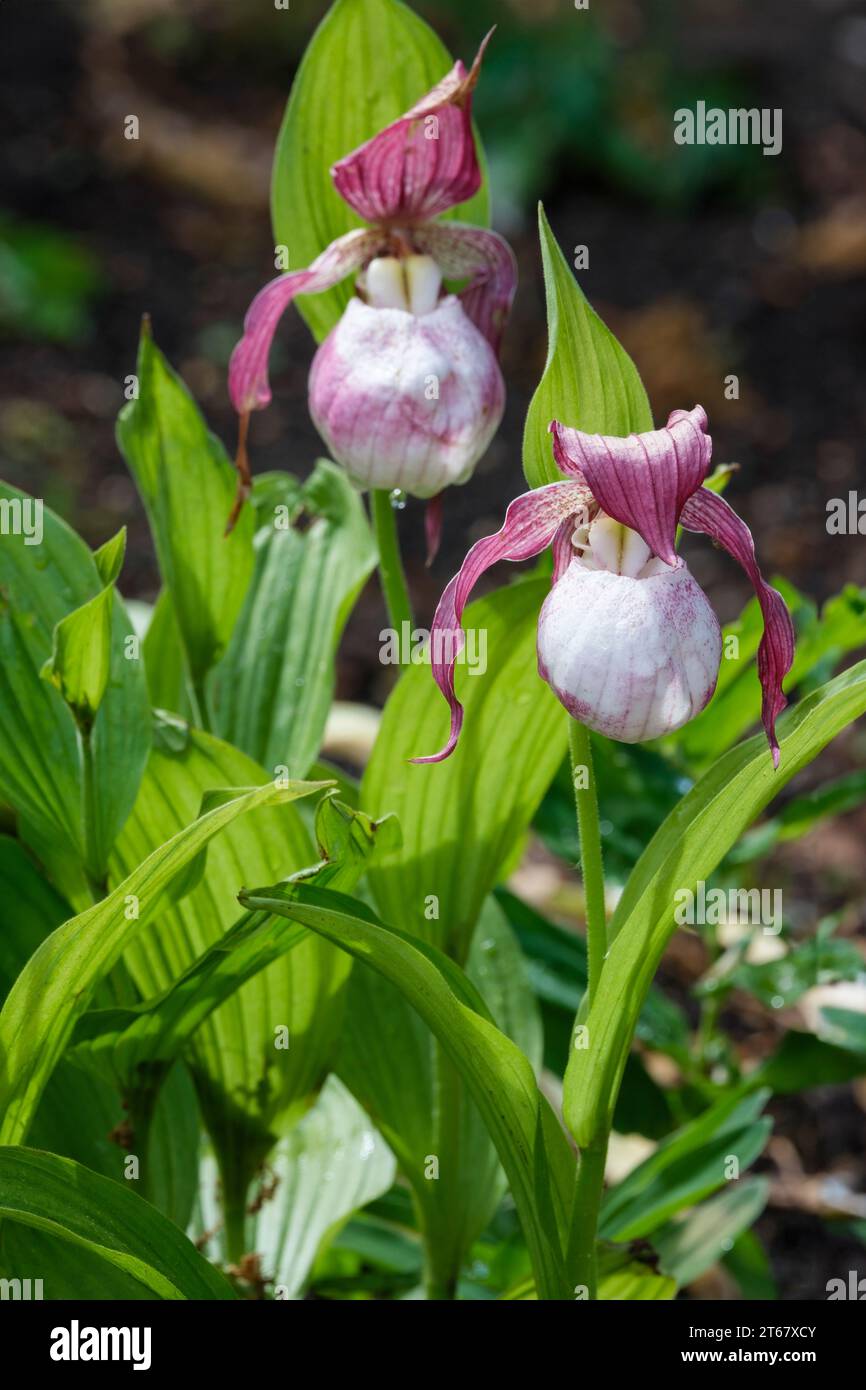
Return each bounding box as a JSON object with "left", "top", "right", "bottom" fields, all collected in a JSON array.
[
  {"left": 414, "top": 406, "right": 795, "bottom": 767},
  {"left": 227, "top": 33, "right": 517, "bottom": 542}
]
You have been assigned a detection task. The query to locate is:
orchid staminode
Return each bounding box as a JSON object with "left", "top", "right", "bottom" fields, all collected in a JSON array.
[
  {"left": 414, "top": 406, "right": 796, "bottom": 767},
  {"left": 227, "top": 32, "right": 516, "bottom": 541}
]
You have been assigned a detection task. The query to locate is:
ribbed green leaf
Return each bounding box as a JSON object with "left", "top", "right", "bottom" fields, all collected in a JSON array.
[
  {"left": 336, "top": 895, "right": 543, "bottom": 1295},
  {"left": 110, "top": 733, "right": 349, "bottom": 1207},
  {"left": 523, "top": 205, "right": 652, "bottom": 489},
  {"left": 0, "top": 773, "right": 326, "bottom": 1145},
  {"left": 598, "top": 1246, "right": 677, "bottom": 1300},
  {"left": 116, "top": 323, "right": 254, "bottom": 697},
  {"left": 0, "top": 1148, "right": 235, "bottom": 1300},
  {"left": 0, "top": 482, "right": 149, "bottom": 877},
  {"left": 142, "top": 589, "right": 188, "bottom": 715},
  {"left": 195, "top": 1076, "right": 395, "bottom": 1298},
  {"left": 211, "top": 465, "right": 375, "bottom": 776},
  {"left": 72, "top": 798, "right": 396, "bottom": 1097},
  {"left": 0, "top": 1222, "right": 160, "bottom": 1300},
  {"left": 271, "top": 0, "right": 489, "bottom": 344},
  {"left": 362, "top": 578, "right": 569, "bottom": 961},
  {"left": 238, "top": 882, "right": 576, "bottom": 1301},
  {"left": 0, "top": 835, "right": 200, "bottom": 1228}
]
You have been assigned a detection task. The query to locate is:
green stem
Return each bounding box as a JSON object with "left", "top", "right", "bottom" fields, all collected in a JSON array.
[
  {"left": 77, "top": 722, "right": 106, "bottom": 894},
  {"left": 370, "top": 488, "right": 414, "bottom": 639},
  {"left": 568, "top": 1137, "right": 608, "bottom": 1300},
  {"left": 422, "top": 1044, "right": 462, "bottom": 1301},
  {"left": 223, "top": 1200, "right": 247, "bottom": 1268},
  {"left": 126, "top": 1081, "right": 162, "bottom": 1205},
  {"left": 187, "top": 670, "right": 211, "bottom": 734},
  {"left": 568, "top": 720, "right": 607, "bottom": 1008},
  {"left": 567, "top": 720, "right": 609, "bottom": 1297}
]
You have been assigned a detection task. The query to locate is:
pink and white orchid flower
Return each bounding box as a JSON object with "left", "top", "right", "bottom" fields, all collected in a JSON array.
[
  {"left": 227, "top": 33, "right": 516, "bottom": 543},
  {"left": 414, "top": 406, "right": 796, "bottom": 767}
]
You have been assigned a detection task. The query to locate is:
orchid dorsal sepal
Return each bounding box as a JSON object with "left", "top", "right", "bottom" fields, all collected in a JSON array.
[
  {"left": 416, "top": 406, "right": 795, "bottom": 766},
  {"left": 330, "top": 28, "right": 495, "bottom": 226},
  {"left": 550, "top": 404, "right": 712, "bottom": 566}
]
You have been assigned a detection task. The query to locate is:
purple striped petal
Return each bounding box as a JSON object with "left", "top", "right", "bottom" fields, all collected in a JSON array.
[
  {"left": 228, "top": 228, "right": 383, "bottom": 415},
  {"left": 550, "top": 406, "right": 712, "bottom": 566},
  {"left": 330, "top": 34, "right": 491, "bottom": 224},
  {"left": 411, "top": 221, "right": 517, "bottom": 354},
  {"left": 680, "top": 486, "right": 795, "bottom": 767},
  {"left": 412, "top": 480, "right": 591, "bottom": 764}
]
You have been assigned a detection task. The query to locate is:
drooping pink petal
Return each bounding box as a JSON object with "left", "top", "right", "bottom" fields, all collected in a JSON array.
[
  {"left": 412, "top": 480, "right": 591, "bottom": 763},
  {"left": 411, "top": 221, "right": 517, "bottom": 354},
  {"left": 550, "top": 406, "right": 712, "bottom": 566},
  {"left": 425, "top": 492, "right": 444, "bottom": 567},
  {"left": 228, "top": 227, "right": 383, "bottom": 415},
  {"left": 330, "top": 33, "right": 492, "bottom": 225},
  {"left": 680, "top": 486, "right": 795, "bottom": 767}
]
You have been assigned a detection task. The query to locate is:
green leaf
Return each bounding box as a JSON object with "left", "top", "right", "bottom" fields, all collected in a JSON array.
[
  {"left": 362, "top": 577, "right": 569, "bottom": 960},
  {"left": 0, "top": 1222, "right": 160, "bottom": 1300},
  {"left": 0, "top": 773, "right": 327, "bottom": 1145},
  {"left": 41, "top": 584, "right": 114, "bottom": 728},
  {"left": 0, "top": 482, "right": 149, "bottom": 873},
  {"left": 598, "top": 1245, "right": 676, "bottom": 1301},
  {"left": 564, "top": 659, "right": 866, "bottom": 1148},
  {"left": 93, "top": 526, "right": 127, "bottom": 586},
  {"left": 238, "top": 881, "right": 576, "bottom": 1301},
  {"left": 337, "top": 895, "right": 543, "bottom": 1296},
  {"left": 819, "top": 1006, "right": 866, "bottom": 1054},
  {"left": 271, "top": 0, "right": 489, "bottom": 344},
  {"left": 211, "top": 465, "right": 375, "bottom": 776},
  {"left": 0, "top": 836, "right": 70, "bottom": 1002},
  {"left": 599, "top": 1091, "right": 769, "bottom": 1239},
  {"left": 142, "top": 589, "right": 188, "bottom": 715},
  {"left": 750, "top": 1028, "right": 866, "bottom": 1092},
  {"left": 0, "top": 835, "right": 198, "bottom": 1227},
  {"left": 722, "top": 1228, "right": 777, "bottom": 1300},
  {"left": 654, "top": 1177, "right": 770, "bottom": 1288},
  {"left": 195, "top": 1076, "right": 396, "bottom": 1299},
  {"left": 0, "top": 1148, "right": 235, "bottom": 1300},
  {"left": 709, "top": 933, "right": 864, "bottom": 1011},
  {"left": 116, "top": 323, "right": 254, "bottom": 695},
  {"left": 504, "top": 1245, "right": 677, "bottom": 1302},
  {"left": 110, "top": 733, "right": 351, "bottom": 1209},
  {"left": 71, "top": 797, "right": 395, "bottom": 1097},
  {"left": 522, "top": 204, "right": 652, "bottom": 489},
  {"left": 601, "top": 1120, "right": 771, "bottom": 1242}
]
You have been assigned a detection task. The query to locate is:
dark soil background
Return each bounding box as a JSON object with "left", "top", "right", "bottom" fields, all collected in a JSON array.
[{"left": 1, "top": 0, "right": 865, "bottom": 1299}]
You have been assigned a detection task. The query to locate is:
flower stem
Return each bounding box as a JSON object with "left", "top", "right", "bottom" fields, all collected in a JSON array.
[
  {"left": 568, "top": 720, "right": 607, "bottom": 1008},
  {"left": 370, "top": 488, "right": 414, "bottom": 639},
  {"left": 567, "top": 721, "right": 609, "bottom": 1297},
  {"left": 568, "top": 1136, "right": 608, "bottom": 1299},
  {"left": 77, "top": 722, "right": 107, "bottom": 896}
]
